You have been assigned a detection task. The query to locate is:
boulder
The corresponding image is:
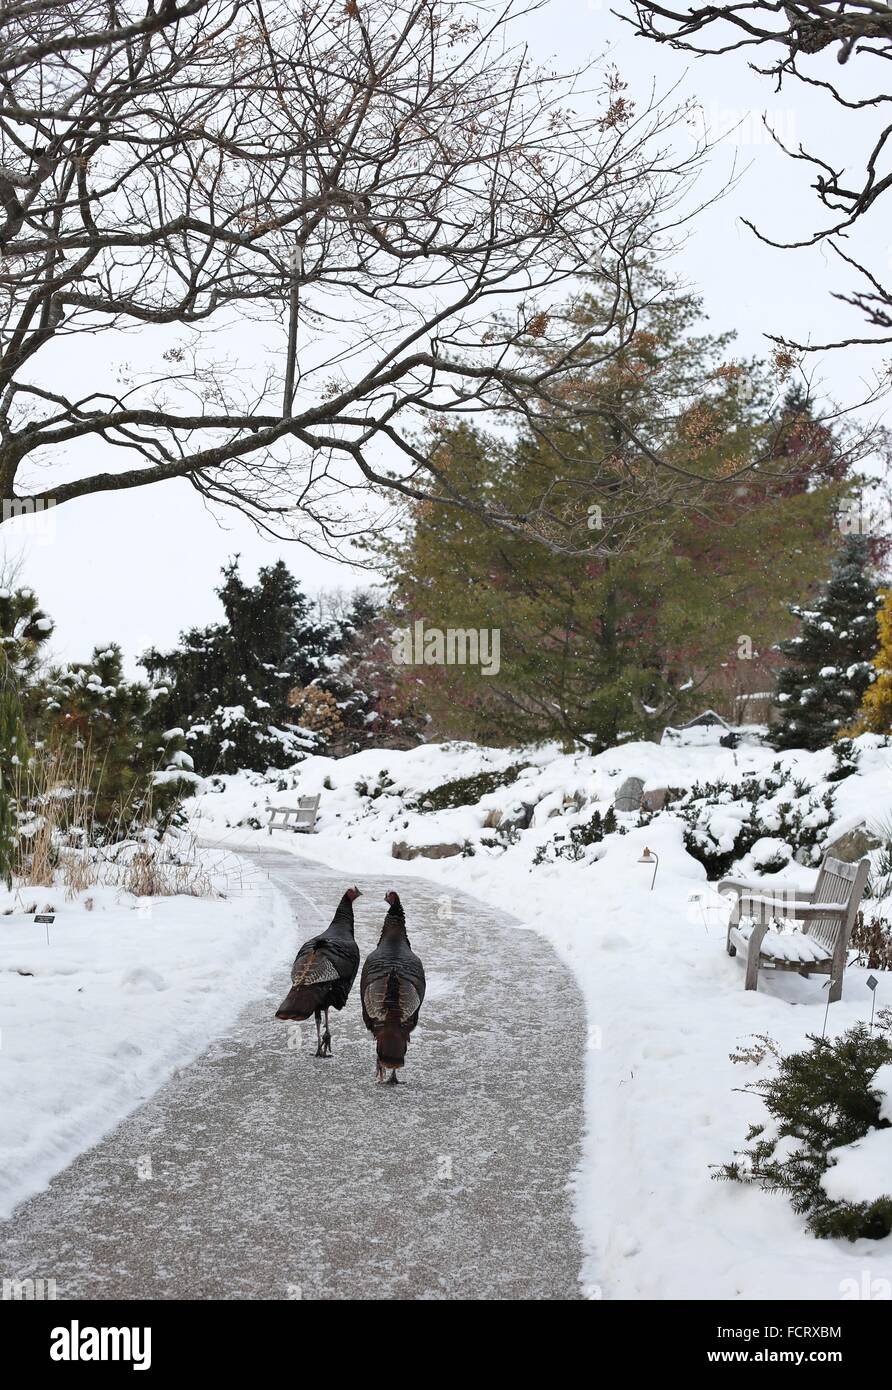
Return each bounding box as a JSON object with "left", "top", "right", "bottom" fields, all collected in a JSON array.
[
  {"left": 614, "top": 776, "right": 645, "bottom": 813},
  {"left": 392, "top": 840, "right": 463, "bottom": 861},
  {"left": 823, "top": 823, "right": 881, "bottom": 864},
  {"left": 482, "top": 807, "right": 503, "bottom": 829},
  {"left": 499, "top": 799, "right": 536, "bottom": 832}
]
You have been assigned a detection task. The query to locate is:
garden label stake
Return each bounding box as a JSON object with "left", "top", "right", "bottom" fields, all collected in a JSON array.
[
  {"left": 34, "top": 912, "right": 54, "bottom": 946},
  {"left": 867, "top": 975, "right": 879, "bottom": 1031}
]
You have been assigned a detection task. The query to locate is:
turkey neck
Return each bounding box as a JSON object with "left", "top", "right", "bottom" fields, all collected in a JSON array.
[
  {"left": 378, "top": 905, "right": 409, "bottom": 949},
  {"left": 329, "top": 895, "right": 356, "bottom": 935}
]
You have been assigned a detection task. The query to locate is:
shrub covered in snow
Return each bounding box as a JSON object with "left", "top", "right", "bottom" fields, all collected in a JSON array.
[
  {"left": 676, "top": 769, "right": 835, "bottom": 879},
  {"left": 533, "top": 807, "right": 620, "bottom": 864},
  {"left": 411, "top": 762, "right": 531, "bottom": 813},
  {"left": 717, "top": 1016, "right": 892, "bottom": 1241}
]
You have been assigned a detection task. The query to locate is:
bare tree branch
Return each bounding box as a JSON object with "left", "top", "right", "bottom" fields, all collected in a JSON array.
[
  {"left": 620, "top": 0, "right": 892, "bottom": 352},
  {"left": 0, "top": 0, "right": 783, "bottom": 553}
]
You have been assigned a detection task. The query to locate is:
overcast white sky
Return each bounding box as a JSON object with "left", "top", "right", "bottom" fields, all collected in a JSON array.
[{"left": 7, "top": 0, "right": 885, "bottom": 673}]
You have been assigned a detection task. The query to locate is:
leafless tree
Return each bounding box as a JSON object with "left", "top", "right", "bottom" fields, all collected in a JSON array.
[
  {"left": 622, "top": 0, "right": 892, "bottom": 352},
  {"left": 0, "top": 0, "right": 756, "bottom": 555}
]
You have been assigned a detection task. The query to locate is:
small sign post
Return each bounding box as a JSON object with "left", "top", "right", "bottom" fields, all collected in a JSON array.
[
  {"left": 34, "top": 912, "right": 55, "bottom": 945},
  {"left": 867, "top": 974, "right": 879, "bottom": 1032}
]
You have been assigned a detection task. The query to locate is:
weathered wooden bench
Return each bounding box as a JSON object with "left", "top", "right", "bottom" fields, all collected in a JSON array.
[
  {"left": 267, "top": 795, "right": 320, "bottom": 835},
  {"left": 719, "top": 854, "right": 870, "bottom": 1002}
]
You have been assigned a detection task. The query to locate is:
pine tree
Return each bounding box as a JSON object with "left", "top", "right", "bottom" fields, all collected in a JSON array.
[
  {"left": 143, "top": 559, "right": 344, "bottom": 774},
  {"left": 0, "top": 583, "right": 54, "bottom": 719},
  {"left": 0, "top": 664, "right": 28, "bottom": 886},
  {"left": 321, "top": 591, "right": 427, "bottom": 751},
  {"left": 848, "top": 588, "right": 892, "bottom": 736},
  {"left": 0, "top": 584, "right": 51, "bottom": 880},
  {"left": 770, "top": 536, "right": 880, "bottom": 750},
  {"left": 43, "top": 644, "right": 194, "bottom": 829}
]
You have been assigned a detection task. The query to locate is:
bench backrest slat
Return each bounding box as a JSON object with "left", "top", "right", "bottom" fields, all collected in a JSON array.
[{"left": 808, "top": 856, "right": 867, "bottom": 949}]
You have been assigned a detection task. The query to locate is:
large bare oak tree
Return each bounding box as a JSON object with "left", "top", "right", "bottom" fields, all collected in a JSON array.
[{"left": 0, "top": 0, "right": 760, "bottom": 554}]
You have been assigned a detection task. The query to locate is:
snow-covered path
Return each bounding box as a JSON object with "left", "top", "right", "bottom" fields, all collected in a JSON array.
[{"left": 0, "top": 850, "right": 586, "bottom": 1300}]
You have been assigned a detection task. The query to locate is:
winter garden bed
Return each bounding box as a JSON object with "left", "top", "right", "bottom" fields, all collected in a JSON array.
[{"left": 194, "top": 732, "right": 892, "bottom": 1298}]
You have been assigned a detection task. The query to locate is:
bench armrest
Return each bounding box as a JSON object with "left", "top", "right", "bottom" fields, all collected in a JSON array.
[
  {"left": 718, "top": 876, "right": 814, "bottom": 902},
  {"left": 736, "top": 895, "right": 846, "bottom": 922}
]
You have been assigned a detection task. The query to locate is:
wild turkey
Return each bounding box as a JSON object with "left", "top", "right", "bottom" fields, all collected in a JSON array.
[
  {"left": 360, "top": 890, "right": 426, "bottom": 1084},
  {"left": 275, "top": 886, "right": 361, "bottom": 1056}
]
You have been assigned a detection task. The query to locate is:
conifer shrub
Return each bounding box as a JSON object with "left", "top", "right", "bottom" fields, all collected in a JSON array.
[
  {"left": 715, "top": 1016, "right": 892, "bottom": 1241},
  {"left": 677, "top": 770, "right": 835, "bottom": 879},
  {"left": 533, "top": 807, "right": 619, "bottom": 864},
  {"left": 826, "top": 737, "right": 860, "bottom": 782},
  {"left": 413, "top": 762, "right": 531, "bottom": 813}
]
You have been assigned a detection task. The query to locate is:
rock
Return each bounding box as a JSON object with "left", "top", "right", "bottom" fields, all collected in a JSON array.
[
  {"left": 499, "top": 799, "right": 536, "bottom": 832},
  {"left": 823, "top": 823, "right": 881, "bottom": 863},
  {"left": 391, "top": 840, "right": 463, "bottom": 861},
  {"left": 642, "top": 787, "right": 668, "bottom": 812},
  {"left": 482, "top": 808, "right": 503, "bottom": 829},
  {"left": 614, "top": 776, "right": 644, "bottom": 813}
]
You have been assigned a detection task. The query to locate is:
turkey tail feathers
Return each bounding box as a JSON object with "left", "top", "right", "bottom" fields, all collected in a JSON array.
[
  {"left": 376, "top": 1016, "right": 408, "bottom": 1069},
  {"left": 275, "top": 982, "right": 327, "bottom": 1021}
]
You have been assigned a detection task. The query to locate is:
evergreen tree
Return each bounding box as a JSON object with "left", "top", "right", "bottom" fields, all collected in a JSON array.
[
  {"left": 379, "top": 273, "right": 849, "bottom": 750},
  {"left": 0, "top": 583, "right": 54, "bottom": 720},
  {"left": 717, "top": 1018, "right": 892, "bottom": 1242},
  {"left": 848, "top": 587, "right": 892, "bottom": 736},
  {"left": 770, "top": 536, "right": 880, "bottom": 750},
  {"left": 0, "top": 584, "right": 51, "bottom": 879},
  {"left": 322, "top": 591, "right": 428, "bottom": 751},
  {"left": 143, "top": 559, "right": 343, "bottom": 774},
  {"left": 43, "top": 644, "right": 195, "bottom": 829},
  {"left": 0, "top": 663, "right": 28, "bottom": 886}
]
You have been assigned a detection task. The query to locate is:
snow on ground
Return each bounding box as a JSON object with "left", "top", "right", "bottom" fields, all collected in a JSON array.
[
  {"left": 0, "top": 853, "right": 290, "bottom": 1220},
  {"left": 194, "top": 732, "right": 892, "bottom": 1300},
  {"left": 823, "top": 1129, "right": 892, "bottom": 1206}
]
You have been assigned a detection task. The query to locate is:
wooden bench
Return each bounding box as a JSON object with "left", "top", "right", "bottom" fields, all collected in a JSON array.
[
  {"left": 719, "top": 854, "right": 869, "bottom": 1002},
  {"left": 267, "top": 795, "right": 320, "bottom": 835}
]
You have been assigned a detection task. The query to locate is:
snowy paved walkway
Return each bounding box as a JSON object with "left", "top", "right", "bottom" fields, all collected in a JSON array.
[{"left": 0, "top": 850, "right": 586, "bottom": 1299}]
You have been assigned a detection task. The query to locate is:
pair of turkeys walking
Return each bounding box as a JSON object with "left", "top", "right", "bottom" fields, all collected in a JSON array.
[{"left": 274, "top": 887, "right": 426, "bottom": 1083}]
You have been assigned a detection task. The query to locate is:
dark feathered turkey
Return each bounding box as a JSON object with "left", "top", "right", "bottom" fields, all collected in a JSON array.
[
  {"left": 360, "top": 890, "right": 426, "bottom": 1083},
  {"left": 275, "top": 886, "right": 361, "bottom": 1056}
]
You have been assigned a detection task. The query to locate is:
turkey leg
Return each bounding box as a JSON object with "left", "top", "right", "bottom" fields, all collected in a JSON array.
[
  {"left": 320, "top": 1007, "right": 332, "bottom": 1057},
  {"left": 314, "top": 1009, "right": 324, "bottom": 1058}
]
